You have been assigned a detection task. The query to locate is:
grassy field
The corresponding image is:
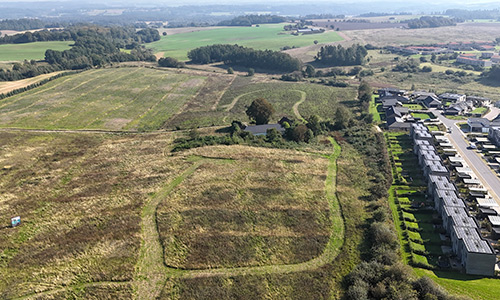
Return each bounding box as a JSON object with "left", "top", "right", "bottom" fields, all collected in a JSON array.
[
  {"left": 147, "top": 24, "right": 344, "bottom": 61},
  {"left": 0, "top": 67, "right": 209, "bottom": 131},
  {"left": 166, "top": 76, "right": 357, "bottom": 129},
  {"left": 0, "top": 131, "right": 188, "bottom": 299},
  {"left": 157, "top": 145, "right": 333, "bottom": 269},
  {"left": 0, "top": 41, "right": 72, "bottom": 61}
]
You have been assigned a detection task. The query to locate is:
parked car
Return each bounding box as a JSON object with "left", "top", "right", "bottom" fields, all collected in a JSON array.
[{"left": 468, "top": 142, "right": 477, "bottom": 149}]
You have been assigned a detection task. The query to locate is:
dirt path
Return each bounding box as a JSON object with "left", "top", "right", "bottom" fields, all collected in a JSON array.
[
  {"left": 134, "top": 161, "right": 203, "bottom": 299},
  {"left": 222, "top": 89, "right": 265, "bottom": 112},
  {"left": 291, "top": 90, "right": 307, "bottom": 121},
  {"left": 211, "top": 75, "right": 236, "bottom": 111}
]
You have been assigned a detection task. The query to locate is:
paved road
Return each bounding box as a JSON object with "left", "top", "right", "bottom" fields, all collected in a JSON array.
[{"left": 432, "top": 109, "right": 500, "bottom": 204}]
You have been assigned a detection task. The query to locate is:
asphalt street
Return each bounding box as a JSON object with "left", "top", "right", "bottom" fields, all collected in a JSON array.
[{"left": 433, "top": 109, "right": 500, "bottom": 204}]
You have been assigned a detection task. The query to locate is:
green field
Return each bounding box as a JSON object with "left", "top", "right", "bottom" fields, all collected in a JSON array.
[
  {"left": 0, "top": 68, "right": 208, "bottom": 131},
  {"left": 148, "top": 24, "right": 344, "bottom": 60},
  {"left": 0, "top": 41, "right": 73, "bottom": 61}
]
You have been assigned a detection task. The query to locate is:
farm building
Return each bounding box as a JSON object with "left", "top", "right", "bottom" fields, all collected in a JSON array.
[{"left": 456, "top": 55, "right": 493, "bottom": 67}]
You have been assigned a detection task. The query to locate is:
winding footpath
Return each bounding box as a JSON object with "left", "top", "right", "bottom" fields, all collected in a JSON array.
[
  {"left": 15, "top": 140, "right": 344, "bottom": 300},
  {"left": 291, "top": 90, "right": 307, "bottom": 121}
]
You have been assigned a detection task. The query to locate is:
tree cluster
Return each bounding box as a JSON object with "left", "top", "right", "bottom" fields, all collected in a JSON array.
[
  {"left": 315, "top": 44, "right": 368, "bottom": 66},
  {"left": 187, "top": 44, "right": 301, "bottom": 72},
  {"left": 0, "top": 60, "right": 61, "bottom": 81},
  {"left": 483, "top": 65, "right": 500, "bottom": 83},
  {"left": 407, "top": 16, "right": 461, "bottom": 29},
  {"left": 217, "top": 15, "right": 287, "bottom": 26},
  {"left": 158, "top": 57, "right": 185, "bottom": 68},
  {"left": 0, "top": 29, "right": 73, "bottom": 44},
  {"left": 358, "top": 81, "right": 372, "bottom": 113},
  {"left": 392, "top": 59, "right": 420, "bottom": 73}
]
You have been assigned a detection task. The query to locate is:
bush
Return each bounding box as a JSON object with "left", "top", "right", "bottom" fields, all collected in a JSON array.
[{"left": 158, "top": 57, "right": 185, "bottom": 68}]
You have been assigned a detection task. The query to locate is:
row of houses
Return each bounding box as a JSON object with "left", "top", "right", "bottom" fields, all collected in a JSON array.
[
  {"left": 410, "top": 123, "right": 497, "bottom": 276},
  {"left": 456, "top": 54, "right": 493, "bottom": 68}
]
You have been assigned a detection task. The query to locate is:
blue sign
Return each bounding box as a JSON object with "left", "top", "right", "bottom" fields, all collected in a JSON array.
[{"left": 11, "top": 216, "right": 21, "bottom": 227}]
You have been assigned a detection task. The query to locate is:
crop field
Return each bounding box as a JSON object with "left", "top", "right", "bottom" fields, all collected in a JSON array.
[
  {"left": 147, "top": 24, "right": 344, "bottom": 61},
  {"left": 312, "top": 20, "right": 408, "bottom": 31},
  {"left": 157, "top": 145, "right": 332, "bottom": 269},
  {"left": 0, "top": 67, "right": 208, "bottom": 131},
  {"left": 0, "top": 41, "right": 73, "bottom": 61},
  {"left": 0, "top": 71, "right": 64, "bottom": 95}
]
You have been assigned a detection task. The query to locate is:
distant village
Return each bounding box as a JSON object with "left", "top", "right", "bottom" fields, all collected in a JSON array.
[{"left": 388, "top": 41, "right": 500, "bottom": 68}]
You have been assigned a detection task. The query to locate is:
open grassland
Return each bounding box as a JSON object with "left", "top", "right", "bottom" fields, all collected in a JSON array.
[
  {"left": 159, "top": 141, "right": 370, "bottom": 299},
  {"left": 0, "top": 67, "right": 208, "bottom": 131},
  {"left": 0, "top": 131, "right": 370, "bottom": 300},
  {"left": 0, "top": 71, "right": 64, "bottom": 94},
  {"left": 344, "top": 23, "right": 500, "bottom": 46},
  {"left": 165, "top": 76, "right": 357, "bottom": 130},
  {"left": 147, "top": 24, "right": 343, "bottom": 61},
  {"left": 0, "top": 41, "right": 72, "bottom": 61},
  {"left": 0, "top": 131, "right": 189, "bottom": 299},
  {"left": 157, "top": 145, "right": 332, "bottom": 269}
]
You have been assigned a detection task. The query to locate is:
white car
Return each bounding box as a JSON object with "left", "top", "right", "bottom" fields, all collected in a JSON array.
[{"left": 468, "top": 142, "right": 477, "bottom": 149}]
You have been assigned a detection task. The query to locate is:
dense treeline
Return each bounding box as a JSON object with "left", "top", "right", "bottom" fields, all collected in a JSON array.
[
  {"left": 0, "top": 61, "right": 61, "bottom": 81},
  {"left": 358, "top": 12, "right": 412, "bottom": 17},
  {"left": 0, "top": 26, "right": 158, "bottom": 81},
  {"left": 187, "top": 44, "right": 301, "bottom": 72},
  {"left": 483, "top": 65, "right": 500, "bottom": 83},
  {"left": 0, "top": 19, "right": 66, "bottom": 31},
  {"left": 315, "top": 44, "right": 368, "bottom": 66},
  {"left": 0, "top": 29, "right": 73, "bottom": 44},
  {"left": 0, "top": 26, "right": 160, "bottom": 46},
  {"left": 44, "top": 28, "right": 157, "bottom": 70},
  {"left": 217, "top": 15, "right": 287, "bottom": 26},
  {"left": 445, "top": 9, "right": 500, "bottom": 20},
  {"left": 407, "top": 16, "right": 461, "bottom": 29}
]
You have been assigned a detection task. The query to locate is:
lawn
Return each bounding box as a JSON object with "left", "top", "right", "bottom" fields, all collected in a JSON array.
[
  {"left": 0, "top": 67, "right": 209, "bottom": 131},
  {"left": 0, "top": 41, "right": 73, "bottom": 61},
  {"left": 471, "top": 106, "right": 488, "bottom": 115},
  {"left": 147, "top": 24, "right": 344, "bottom": 60},
  {"left": 412, "top": 112, "right": 434, "bottom": 120}
]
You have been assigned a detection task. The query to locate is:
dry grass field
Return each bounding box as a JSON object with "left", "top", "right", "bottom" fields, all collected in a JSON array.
[
  {"left": 0, "top": 131, "right": 189, "bottom": 299},
  {"left": 157, "top": 145, "right": 332, "bottom": 269},
  {"left": 0, "top": 71, "right": 64, "bottom": 94}
]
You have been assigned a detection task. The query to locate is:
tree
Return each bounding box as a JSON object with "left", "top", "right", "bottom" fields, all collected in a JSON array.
[
  {"left": 334, "top": 105, "right": 351, "bottom": 129},
  {"left": 304, "top": 65, "right": 316, "bottom": 77},
  {"left": 158, "top": 57, "right": 185, "bottom": 68},
  {"left": 291, "top": 124, "right": 308, "bottom": 142},
  {"left": 247, "top": 68, "right": 255, "bottom": 76},
  {"left": 306, "top": 114, "right": 322, "bottom": 135},
  {"left": 162, "top": 32, "right": 167, "bottom": 36},
  {"left": 227, "top": 67, "right": 234, "bottom": 74},
  {"left": 246, "top": 98, "right": 275, "bottom": 125}
]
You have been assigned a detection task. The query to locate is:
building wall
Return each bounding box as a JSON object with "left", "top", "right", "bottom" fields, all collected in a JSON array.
[
  {"left": 489, "top": 127, "right": 500, "bottom": 147},
  {"left": 466, "top": 252, "right": 496, "bottom": 276}
]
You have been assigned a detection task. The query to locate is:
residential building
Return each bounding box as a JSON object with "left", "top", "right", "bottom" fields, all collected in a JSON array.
[
  {"left": 439, "top": 93, "right": 466, "bottom": 103},
  {"left": 467, "top": 96, "right": 491, "bottom": 107},
  {"left": 468, "top": 118, "right": 491, "bottom": 133},
  {"left": 244, "top": 124, "right": 285, "bottom": 136},
  {"left": 489, "top": 126, "right": 500, "bottom": 147},
  {"left": 418, "top": 95, "right": 442, "bottom": 108},
  {"left": 450, "top": 226, "right": 496, "bottom": 276}
]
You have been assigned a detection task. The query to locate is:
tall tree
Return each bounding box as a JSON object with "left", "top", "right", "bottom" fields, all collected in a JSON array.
[{"left": 246, "top": 98, "right": 275, "bottom": 125}]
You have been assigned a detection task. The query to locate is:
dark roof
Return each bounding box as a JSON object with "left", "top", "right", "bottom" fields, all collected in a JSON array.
[
  {"left": 382, "top": 98, "right": 400, "bottom": 107},
  {"left": 420, "top": 95, "right": 442, "bottom": 107},
  {"left": 244, "top": 124, "right": 285, "bottom": 135},
  {"left": 386, "top": 106, "right": 401, "bottom": 118},
  {"left": 387, "top": 116, "right": 410, "bottom": 129},
  {"left": 468, "top": 118, "right": 490, "bottom": 128}
]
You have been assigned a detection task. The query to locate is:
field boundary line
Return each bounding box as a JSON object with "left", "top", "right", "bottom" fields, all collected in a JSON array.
[
  {"left": 13, "top": 281, "right": 130, "bottom": 300},
  {"left": 211, "top": 75, "right": 236, "bottom": 111}
]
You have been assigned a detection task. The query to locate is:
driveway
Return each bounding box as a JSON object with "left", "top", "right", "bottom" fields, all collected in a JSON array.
[{"left": 432, "top": 109, "right": 500, "bottom": 204}]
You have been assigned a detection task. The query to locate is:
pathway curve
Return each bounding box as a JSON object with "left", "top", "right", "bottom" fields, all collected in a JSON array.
[
  {"left": 291, "top": 90, "right": 307, "bottom": 121},
  {"left": 14, "top": 140, "right": 344, "bottom": 299},
  {"left": 222, "top": 89, "right": 264, "bottom": 112}
]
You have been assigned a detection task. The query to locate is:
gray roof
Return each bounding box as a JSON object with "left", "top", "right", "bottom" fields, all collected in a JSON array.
[
  {"left": 244, "top": 124, "right": 285, "bottom": 135},
  {"left": 450, "top": 211, "right": 478, "bottom": 228},
  {"left": 387, "top": 116, "right": 410, "bottom": 129},
  {"left": 488, "top": 215, "right": 500, "bottom": 226},
  {"left": 453, "top": 226, "right": 494, "bottom": 254},
  {"left": 468, "top": 118, "right": 490, "bottom": 129},
  {"left": 439, "top": 93, "right": 466, "bottom": 100},
  {"left": 425, "top": 159, "right": 448, "bottom": 173},
  {"left": 437, "top": 189, "right": 464, "bottom": 208}
]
